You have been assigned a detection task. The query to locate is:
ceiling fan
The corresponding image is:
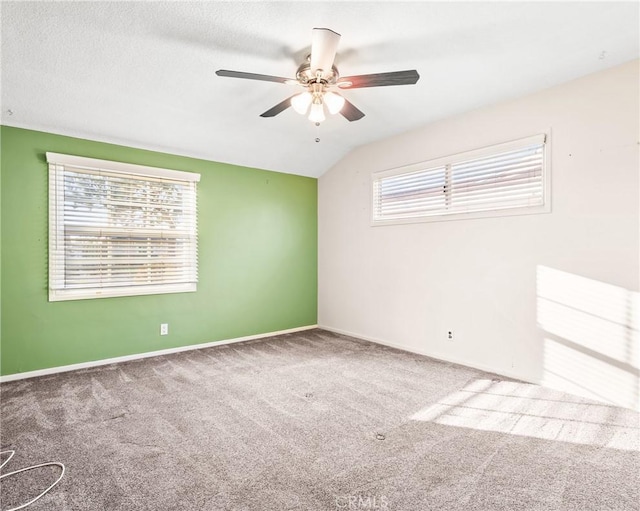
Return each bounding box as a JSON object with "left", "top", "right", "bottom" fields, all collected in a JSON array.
[{"left": 216, "top": 28, "right": 420, "bottom": 124}]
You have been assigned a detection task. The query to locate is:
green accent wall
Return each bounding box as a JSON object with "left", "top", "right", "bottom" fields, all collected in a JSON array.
[{"left": 0, "top": 126, "right": 317, "bottom": 376}]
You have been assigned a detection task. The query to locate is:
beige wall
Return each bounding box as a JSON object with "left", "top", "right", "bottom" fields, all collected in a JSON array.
[{"left": 318, "top": 60, "right": 639, "bottom": 410}]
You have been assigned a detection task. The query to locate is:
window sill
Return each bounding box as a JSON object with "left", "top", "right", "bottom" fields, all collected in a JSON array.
[
  {"left": 49, "top": 283, "right": 197, "bottom": 302},
  {"left": 372, "top": 203, "right": 551, "bottom": 226}
]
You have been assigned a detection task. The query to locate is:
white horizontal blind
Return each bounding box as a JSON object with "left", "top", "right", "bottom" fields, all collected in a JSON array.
[
  {"left": 48, "top": 154, "right": 199, "bottom": 301},
  {"left": 448, "top": 143, "right": 544, "bottom": 214},
  {"left": 374, "top": 165, "right": 447, "bottom": 219},
  {"left": 373, "top": 134, "right": 547, "bottom": 224}
]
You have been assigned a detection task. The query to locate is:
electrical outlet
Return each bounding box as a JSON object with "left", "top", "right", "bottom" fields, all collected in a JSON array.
[
  {"left": 447, "top": 330, "right": 454, "bottom": 341},
  {"left": 160, "top": 323, "right": 169, "bottom": 336}
]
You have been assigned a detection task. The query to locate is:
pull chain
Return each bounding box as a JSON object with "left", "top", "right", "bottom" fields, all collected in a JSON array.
[{"left": 315, "top": 122, "right": 321, "bottom": 143}]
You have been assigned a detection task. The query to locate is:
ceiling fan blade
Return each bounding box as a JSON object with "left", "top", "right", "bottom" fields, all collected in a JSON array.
[
  {"left": 340, "top": 98, "right": 365, "bottom": 122},
  {"left": 260, "top": 96, "right": 295, "bottom": 118},
  {"left": 310, "top": 28, "right": 341, "bottom": 78},
  {"left": 338, "top": 70, "right": 420, "bottom": 89},
  {"left": 216, "top": 70, "right": 291, "bottom": 84}
]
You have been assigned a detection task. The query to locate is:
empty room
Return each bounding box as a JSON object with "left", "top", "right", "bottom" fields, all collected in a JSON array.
[{"left": 1, "top": 2, "right": 638, "bottom": 510}]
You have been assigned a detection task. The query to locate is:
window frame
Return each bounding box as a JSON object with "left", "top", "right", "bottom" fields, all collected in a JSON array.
[
  {"left": 47, "top": 152, "right": 200, "bottom": 302},
  {"left": 371, "top": 133, "right": 551, "bottom": 226}
]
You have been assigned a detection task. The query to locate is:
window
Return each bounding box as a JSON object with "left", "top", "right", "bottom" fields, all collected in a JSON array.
[
  {"left": 48, "top": 153, "right": 199, "bottom": 301},
  {"left": 372, "top": 134, "right": 549, "bottom": 225}
]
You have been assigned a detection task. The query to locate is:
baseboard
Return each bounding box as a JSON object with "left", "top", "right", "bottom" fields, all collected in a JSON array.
[
  {"left": 318, "top": 324, "right": 536, "bottom": 384},
  {"left": 0, "top": 324, "right": 318, "bottom": 383}
]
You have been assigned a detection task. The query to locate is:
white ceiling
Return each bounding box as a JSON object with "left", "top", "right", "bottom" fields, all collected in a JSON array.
[{"left": 1, "top": 2, "right": 638, "bottom": 178}]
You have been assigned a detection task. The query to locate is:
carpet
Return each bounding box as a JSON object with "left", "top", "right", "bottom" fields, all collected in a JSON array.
[{"left": 1, "top": 329, "right": 638, "bottom": 510}]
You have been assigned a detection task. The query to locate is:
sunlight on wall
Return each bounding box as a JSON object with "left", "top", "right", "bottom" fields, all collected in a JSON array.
[
  {"left": 411, "top": 379, "right": 639, "bottom": 451},
  {"left": 537, "top": 266, "right": 639, "bottom": 410}
]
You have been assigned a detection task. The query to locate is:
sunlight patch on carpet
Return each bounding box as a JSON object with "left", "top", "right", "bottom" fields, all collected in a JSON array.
[{"left": 410, "top": 378, "right": 639, "bottom": 452}]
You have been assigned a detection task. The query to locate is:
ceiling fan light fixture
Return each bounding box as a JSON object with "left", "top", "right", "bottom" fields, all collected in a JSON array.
[
  {"left": 291, "top": 91, "right": 312, "bottom": 115},
  {"left": 308, "top": 102, "right": 326, "bottom": 123},
  {"left": 217, "top": 28, "right": 420, "bottom": 125},
  {"left": 323, "top": 91, "right": 345, "bottom": 115}
]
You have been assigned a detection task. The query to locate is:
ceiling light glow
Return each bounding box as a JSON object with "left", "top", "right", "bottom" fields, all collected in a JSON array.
[
  {"left": 308, "top": 102, "right": 326, "bottom": 123},
  {"left": 323, "top": 91, "right": 345, "bottom": 114},
  {"left": 291, "top": 92, "right": 312, "bottom": 114}
]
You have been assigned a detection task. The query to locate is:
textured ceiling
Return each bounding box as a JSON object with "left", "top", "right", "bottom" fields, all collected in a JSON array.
[{"left": 1, "top": 2, "right": 638, "bottom": 178}]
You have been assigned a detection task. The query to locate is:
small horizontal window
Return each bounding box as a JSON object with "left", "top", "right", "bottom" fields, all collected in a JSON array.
[
  {"left": 372, "top": 134, "right": 549, "bottom": 225},
  {"left": 48, "top": 153, "right": 200, "bottom": 301}
]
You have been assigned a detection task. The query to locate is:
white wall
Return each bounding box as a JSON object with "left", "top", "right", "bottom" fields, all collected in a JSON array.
[{"left": 318, "top": 60, "right": 639, "bottom": 410}]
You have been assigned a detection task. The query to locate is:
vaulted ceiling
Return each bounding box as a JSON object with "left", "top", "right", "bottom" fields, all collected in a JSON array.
[{"left": 2, "top": 2, "right": 638, "bottom": 177}]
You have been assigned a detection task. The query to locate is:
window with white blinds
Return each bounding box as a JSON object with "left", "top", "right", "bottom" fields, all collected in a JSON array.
[
  {"left": 48, "top": 153, "right": 200, "bottom": 301},
  {"left": 372, "top": 134, "right": 549, "bottom": 225}
]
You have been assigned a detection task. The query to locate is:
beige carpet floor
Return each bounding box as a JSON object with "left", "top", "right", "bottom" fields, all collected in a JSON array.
[{"left": 1, "top": 329, "right": 638, "bottom": 510}]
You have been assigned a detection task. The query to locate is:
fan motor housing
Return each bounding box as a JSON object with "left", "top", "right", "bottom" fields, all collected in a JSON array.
[{"left": 296, "top": 60, "right": 339, "bottom": 86}]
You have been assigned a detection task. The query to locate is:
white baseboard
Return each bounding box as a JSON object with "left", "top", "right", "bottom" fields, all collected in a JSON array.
[
  {"left": 318, "top": 324, "right": 537, "bottom": 384},
  {"left": 0, "top": 324, "right": 318, "bottom": 383}
]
